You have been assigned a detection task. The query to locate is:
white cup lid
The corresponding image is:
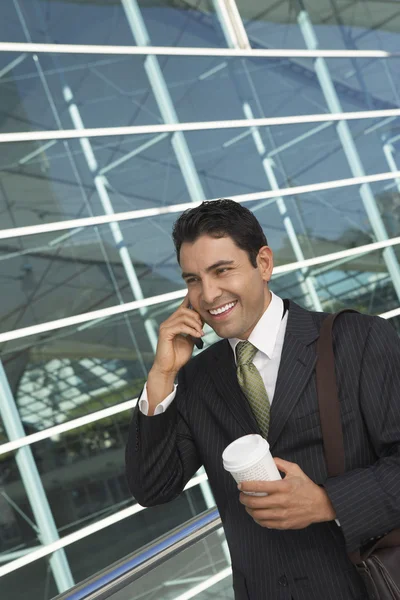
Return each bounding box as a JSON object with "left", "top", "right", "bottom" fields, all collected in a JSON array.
[{"left": 222, "top": 434, "right": 269, "bottom": 472}]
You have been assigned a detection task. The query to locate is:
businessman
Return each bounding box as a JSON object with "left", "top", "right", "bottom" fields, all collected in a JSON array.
[{"left": 126, "top": 199, "right": 400, "bottom": 600}]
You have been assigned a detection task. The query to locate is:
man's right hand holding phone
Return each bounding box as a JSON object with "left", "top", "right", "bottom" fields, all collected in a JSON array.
[{"left": 146, "top": 295, "right": 204, "bottom": 415}]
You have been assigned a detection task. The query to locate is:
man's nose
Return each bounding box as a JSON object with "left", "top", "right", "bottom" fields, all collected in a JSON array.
[{"left": 201, "top": 278, "right": 221, "bottom": 306}]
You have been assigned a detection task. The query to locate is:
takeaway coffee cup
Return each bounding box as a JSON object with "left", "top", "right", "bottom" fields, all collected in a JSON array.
[{"left": 222, "top": 434, "right": 281, "bottom": 495}]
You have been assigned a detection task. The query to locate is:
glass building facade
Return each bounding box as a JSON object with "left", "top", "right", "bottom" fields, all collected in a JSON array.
[{"left": 0, "top": 1, "right": 400, "bottom": 598}]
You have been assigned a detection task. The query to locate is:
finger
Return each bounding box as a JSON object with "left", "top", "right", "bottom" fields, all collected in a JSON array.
[
  {"left": 162, "top": 324, "right": 203, "bottom": 341},
  {"left": 274, "top": 458, "right": 310, "bottom": 481},
  {"left": 170, "top": 313, "right": 204, "bottom": 335},
  {"left": 180, "top": 299, "right": 205, "bottom": 327},
  {"left": 181, "top": 294, "right": 191, "bottom": 309},
  {"left": 239, "top": 480, "right": 283, "bottom": 495},
  {"left": 179, "top": 308, "right": 204, "bottom": 326},
  {"left": 239, "top": 492, "right": 286, "bottom": 509},
  {"left": 273, "top": 457, "right": 301, "bottom": 476},
  {"left": 166, "top": 309, "right": 204, "bottom": 329},
  {"left": 245, "top": 510, "right": 287, "bottom": 530},
  {"left": 254, "top": 519, "right": 286, "bottom": 530},
  {"left": 246, "top": 507, "right": 287, "bottom": 521}
]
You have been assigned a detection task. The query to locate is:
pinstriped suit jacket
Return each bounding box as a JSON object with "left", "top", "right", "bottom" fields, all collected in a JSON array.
[{"left": 126, "top": 300, "right": 400, "bottom": 600}]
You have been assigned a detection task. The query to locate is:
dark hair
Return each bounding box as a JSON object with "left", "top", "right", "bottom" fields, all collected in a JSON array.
[{"left": 172, "top": 199, "right": 268, "bottom": 268}]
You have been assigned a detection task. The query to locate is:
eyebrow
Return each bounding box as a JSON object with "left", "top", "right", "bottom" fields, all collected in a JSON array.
[{"left": 181, "top": 260, "right": 235, "bottom": 280}]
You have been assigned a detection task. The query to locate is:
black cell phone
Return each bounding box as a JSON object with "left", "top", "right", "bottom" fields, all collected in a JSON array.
[
  {"left": 189, "top": 303, "right": 204, "bottom": 350},
  {"left": 194, "top": 337, "right": 204, "bottom": 350}
]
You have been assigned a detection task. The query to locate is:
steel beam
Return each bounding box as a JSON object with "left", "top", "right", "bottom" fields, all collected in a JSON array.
[{"left": 0, "top": 362, "right": 74, "bottom": 592}]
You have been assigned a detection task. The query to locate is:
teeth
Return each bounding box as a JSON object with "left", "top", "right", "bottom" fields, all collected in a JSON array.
[{"left": 209, "top": 302, "right": 236, "bottom": 316}]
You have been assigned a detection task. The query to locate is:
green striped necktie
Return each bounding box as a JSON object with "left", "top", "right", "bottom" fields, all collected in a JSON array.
[{"left": 236, "top": 340, "right": 270, "bottom": 438}]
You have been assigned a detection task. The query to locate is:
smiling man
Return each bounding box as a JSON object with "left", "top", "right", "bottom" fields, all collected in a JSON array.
[{"left": 126, "top": 200, "right": 400, "bottom": 600}]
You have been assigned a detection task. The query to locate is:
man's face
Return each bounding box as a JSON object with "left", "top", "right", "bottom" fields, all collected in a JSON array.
[{"left": 180, "top": 234, "right": 273, "bottom": 340}]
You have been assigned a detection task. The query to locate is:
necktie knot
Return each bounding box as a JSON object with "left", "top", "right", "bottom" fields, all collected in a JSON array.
[{"left": 236, "top": 340, "right": 258, "bottom": 365}]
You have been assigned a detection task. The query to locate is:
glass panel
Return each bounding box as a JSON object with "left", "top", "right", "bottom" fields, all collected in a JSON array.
[
  {"left": 0, "top": 53, "right": 352, "bottom": 134},
  {"left": 63, "top": 485, "right": 213, "bottom": 584},
  {"left": 0, "top": 445, "right": 211, "bottom": 598},
  {"left": 0, "top": 225, "right": 138, "bottom": 336},
  {"left": 325, "top": 57, "right": 400, "bottom": 110},
  {"left": 3, "top": 108, "right": 399, "bottom": 231},
  {"left": 182, "top": 120, "right": 400, "bottom": 199},
  {"left": 0, "top": 52, "right": 164, "bottom": 133},
  {"left": 249, "top": 179, "right": 400, "bottom": 269},
  {"left": 161, "top": 57, "right": 330, "bottom": 123},
  {"left": 137, "top": 0, "right": 223, "bottom": 48},
  {"left": 236, "top": 0, "right": 307, "bottom": 50},
  {"left": 0, "top": 136, "right": 190, "bottom": 229},
  {"left": 351, "top": 118, "right": 400, "bottom": 180},
  {"left": 107, "top": 528, "right": 232, "bottom": 600},
  {"left": 236, "top": 0, "right": 400, "bottom": 50},
  {"left": 273, "top": 246, "right": 400, "bottom": 316},
  {"left": 0, "top": 1, "right": 223, "bottom": 48},
  {"left": 0, "top": 309, "right": 153, "bottom": 430},
  {"left": 0, "top": 556, "right": 58, "bottom": 600},
  {"left": 302, "top": 0, "right": 400, "bottom": 41}
]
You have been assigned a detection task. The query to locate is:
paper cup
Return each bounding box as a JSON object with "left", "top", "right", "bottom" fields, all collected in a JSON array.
[{"left": 222, "top": 434, "right": 281, "bottom": 495}]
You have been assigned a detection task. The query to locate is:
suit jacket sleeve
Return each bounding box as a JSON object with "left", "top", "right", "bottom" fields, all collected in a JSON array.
[
  {"left": 125, "top": 365, "right": 202, "bottom": 506},
  {"left": 323, "top": 316, "right": 400, "bottom": 552}
]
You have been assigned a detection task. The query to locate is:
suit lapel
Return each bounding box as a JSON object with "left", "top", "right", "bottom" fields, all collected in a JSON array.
[
  {"left": 268, "top": 301, "right": 320, "bottom": 450},
  {"left": 206, "top": 339, "right": 260, "bottom": 436},
  {"left": 204, "top": 300, "right": 320, "bottom": 444}
]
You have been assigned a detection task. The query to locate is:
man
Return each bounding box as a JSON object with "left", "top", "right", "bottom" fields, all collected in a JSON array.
[{"left": 126, "top": 199, "right": 400, "bottom": 600}]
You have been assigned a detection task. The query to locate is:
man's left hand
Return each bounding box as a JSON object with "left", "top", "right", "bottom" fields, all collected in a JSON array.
[{"left": 239, "top": 458, "right": 336, "bottom": 530}]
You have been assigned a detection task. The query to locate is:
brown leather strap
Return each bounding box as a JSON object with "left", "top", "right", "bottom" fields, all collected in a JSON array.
[
  {"left": 316, "top": 309, "right": 400, "bottom": 562},
  {"left": 316, "top": 310, "right": 358, "bottom": 477}
]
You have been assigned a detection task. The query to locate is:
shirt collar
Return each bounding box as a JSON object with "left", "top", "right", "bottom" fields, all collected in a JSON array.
[{"left": 228, "top": 292, "right": 284, "bottom": 360}]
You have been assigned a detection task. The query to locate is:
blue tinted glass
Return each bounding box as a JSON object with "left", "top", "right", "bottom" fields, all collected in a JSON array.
[
  {"left": 237, "top": 0, "right": 400, "bottom": 50},
  {"left": 0, "top": 0, "right": 223, "bottom": 47}
]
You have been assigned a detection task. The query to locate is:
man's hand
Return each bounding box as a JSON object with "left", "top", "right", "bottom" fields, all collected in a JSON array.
[
  {"left": 239, "top": 458, "right": 336, "bottom": 530},
  {"left": 152, "top": 293, "right": 204, "bottom": 376},
  {"left": 146, "top": 295, "right": 204, "bottom": 414}
]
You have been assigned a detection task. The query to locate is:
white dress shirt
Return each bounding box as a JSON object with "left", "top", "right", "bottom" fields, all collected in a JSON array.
[{"left": 139, "top": 292, "right": 288, "bottom": 415}]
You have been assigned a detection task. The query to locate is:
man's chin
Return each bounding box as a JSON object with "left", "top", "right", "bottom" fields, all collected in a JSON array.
[{"left": 211, "top": 322, "right": 240, "bottom": 340}]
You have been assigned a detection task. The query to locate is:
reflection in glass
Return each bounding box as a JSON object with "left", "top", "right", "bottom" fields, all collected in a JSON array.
[
  {"left": 237, "top": 0, "right": 400, "bottom": 50},
  {"left": 0, "top": 435, "right": 210, "bottom": 596},
  {"left": 0, "top": 311, "right": 153, "bottom": 432},
  {"left": 0, "top": 1, "right": 222, "bottom": 47},
  {"left": 97, "top": 527, "right": 232, "bottom": 600},
  {"left": 0, "top": 556, "right": 57, "bottom": 600}
]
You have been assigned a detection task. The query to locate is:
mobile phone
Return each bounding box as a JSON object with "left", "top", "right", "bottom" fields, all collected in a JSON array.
[{"left": 189, "top": 303, "right": 204, "bottom": 350}]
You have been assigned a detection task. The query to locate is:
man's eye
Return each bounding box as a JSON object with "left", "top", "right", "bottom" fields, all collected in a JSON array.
[
  {"left": 217, "top": 268, "right": 229, "bottom": 275},
  {"left": 186, "top": 278, "right": 198, "bottom": 284}
]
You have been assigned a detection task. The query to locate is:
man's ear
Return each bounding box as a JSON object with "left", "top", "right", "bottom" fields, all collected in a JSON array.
[{"left": 257, "top": 246, "right": 274, "bottom": 282}]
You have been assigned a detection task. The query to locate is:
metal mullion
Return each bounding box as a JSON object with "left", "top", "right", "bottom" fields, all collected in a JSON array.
[
  {"left": 0, "top": 42, "right": 396, "bottom": 58},
  {"left": 3, "top": 109, "right": 400, "bottom": 144}
]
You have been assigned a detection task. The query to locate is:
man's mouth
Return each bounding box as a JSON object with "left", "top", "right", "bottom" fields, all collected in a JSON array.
[{"left": 207, "top": 300, "right": 237, "bottom": 319}]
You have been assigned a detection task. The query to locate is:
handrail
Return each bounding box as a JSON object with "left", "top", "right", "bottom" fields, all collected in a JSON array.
[{"left": 51, "top": 507, "right": 221, "bottom": 600}]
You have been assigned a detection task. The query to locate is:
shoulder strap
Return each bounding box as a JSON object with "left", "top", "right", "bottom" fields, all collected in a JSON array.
[
  {"left": 315, "top": 309, "right": 358, "bottom": 477},
  {"left": 316, "top": 309, "right": 400, "bottom": 562}
]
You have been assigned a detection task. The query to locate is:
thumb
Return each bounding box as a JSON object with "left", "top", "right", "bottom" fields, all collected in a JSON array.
[{"left": 274, "top": 457, "right": 303, "bottom": 477}]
